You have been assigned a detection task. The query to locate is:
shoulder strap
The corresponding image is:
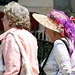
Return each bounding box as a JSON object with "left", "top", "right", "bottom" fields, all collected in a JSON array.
[
  {"left": 59, "top": 39, "right": 69, "bottom": 53},
  {"left": 1, "top": 32, "right": 33, "bottom": 75},
  {"left": 39, "top": 39, "right": 69, "bottom": 75},
  {"left": 39, "top": 43, "right": 54, "bottom": 75}
]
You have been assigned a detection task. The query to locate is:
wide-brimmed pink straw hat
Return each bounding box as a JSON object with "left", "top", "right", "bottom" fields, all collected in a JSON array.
[{"left": 32, "top": 9, "right": 69, "bottom": 34}]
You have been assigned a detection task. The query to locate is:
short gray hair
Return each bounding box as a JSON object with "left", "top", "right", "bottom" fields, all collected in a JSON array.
[{"left": 4, "top": 1, "right": 30, "bottom": 31}]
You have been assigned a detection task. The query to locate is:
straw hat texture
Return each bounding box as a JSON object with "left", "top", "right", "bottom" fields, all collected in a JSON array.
[{"left": 32, "top": 9, "right": 69, "bottom": 33}]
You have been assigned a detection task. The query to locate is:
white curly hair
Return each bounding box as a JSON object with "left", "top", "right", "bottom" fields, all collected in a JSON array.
[{"left": 4, "top": 1, "right": 30, "bottom": 31}]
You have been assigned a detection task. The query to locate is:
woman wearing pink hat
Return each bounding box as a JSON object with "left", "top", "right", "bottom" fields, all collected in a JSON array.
[{"left": 33, "top": 9, "right": 75, "bottom": 75}]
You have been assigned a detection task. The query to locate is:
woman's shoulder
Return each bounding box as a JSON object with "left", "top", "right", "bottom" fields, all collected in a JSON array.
[
  {"left": 15, "top": 29, "right": 38, "bottom": 42},
  {"left": 54, "top": 38, "right": 68, "bottom": 46}
]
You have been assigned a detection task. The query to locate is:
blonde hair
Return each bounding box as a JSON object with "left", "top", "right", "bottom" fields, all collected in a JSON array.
[{"left": 4, "top": 1, "right": 30, "bottom": 31}]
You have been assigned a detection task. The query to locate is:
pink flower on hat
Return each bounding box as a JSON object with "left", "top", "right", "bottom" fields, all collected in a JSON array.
[
  {"left": 54, "top": 19, "right": 59, "bottom": 24},
  {"left": 61, "top": 32, "right": 65, "bottom": 37}
]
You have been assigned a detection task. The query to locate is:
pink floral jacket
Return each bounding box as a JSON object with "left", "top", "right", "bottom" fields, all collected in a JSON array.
[{"left": 0, "top": 28, "right": 39, "bottom": 75}]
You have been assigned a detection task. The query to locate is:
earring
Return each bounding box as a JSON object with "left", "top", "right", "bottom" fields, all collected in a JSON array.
[
  {"left": 9, "top": 24, "right": 11, "bottom": 27},
  {"left": 52, "top": 33, "right": 54, "bottom": 37},
  {"left": 9, "top": 22, "right": 12, "bottom": 27}
]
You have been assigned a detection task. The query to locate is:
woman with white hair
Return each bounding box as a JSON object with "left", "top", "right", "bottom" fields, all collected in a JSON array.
[{"left": 0, "top": 1, "right": 39, "bottom": 75}]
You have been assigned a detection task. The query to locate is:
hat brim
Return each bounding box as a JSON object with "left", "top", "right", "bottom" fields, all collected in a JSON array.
[{"left": 33, "top": 13, "right": 60, "bottom": 33}]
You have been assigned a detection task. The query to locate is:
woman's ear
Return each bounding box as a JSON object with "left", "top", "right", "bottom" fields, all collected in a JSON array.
[{"left": 9, "top": 20, "right": 13, "bottom": 27}]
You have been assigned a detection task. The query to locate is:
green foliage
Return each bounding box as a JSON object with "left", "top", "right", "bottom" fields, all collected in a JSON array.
[{"left": 37, "top": 41, "right": 53, "bottom": 64}]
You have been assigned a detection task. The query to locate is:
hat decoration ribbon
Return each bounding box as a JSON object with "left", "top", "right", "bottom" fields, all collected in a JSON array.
[
  {"left": 70, "top": 16, "right": 75, "bottom": 25},
  {"left": 47, "top": 9, "right": 69, "bottom": 37},
  {"left": 47, "top": 9, "right": 75, "bottom": 57},
  {"left": 64, "top": 19, "right": 75, "bottom": 57}
]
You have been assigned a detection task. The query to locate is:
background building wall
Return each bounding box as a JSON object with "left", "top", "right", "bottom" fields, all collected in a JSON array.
[
  {"left": 1, "top": 0, "right": 75, "bottom": 34},
  {"left": 70, "top": 0, "right": 75, "bottom": 16}
]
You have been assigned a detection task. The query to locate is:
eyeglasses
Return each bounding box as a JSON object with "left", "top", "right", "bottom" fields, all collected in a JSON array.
[
  {"left": 1, "top": 18, "right": 7, "bottom": 22},
  {"left": 1, "top": 18, "right": 4, "bottom": 22}
]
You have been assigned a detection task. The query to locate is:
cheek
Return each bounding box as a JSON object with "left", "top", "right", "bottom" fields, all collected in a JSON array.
[
  {"left": 3, "top": 21, "right": 7, "bottom": 28},
  {"left": 46, "top": 31, "right": 52, "bottom": 39},
  {"left": 3, "top": 20, "right": 9, "bottom": 26},
  {"left": 3, "top": 21, "right": 9, "bottom": 31}
]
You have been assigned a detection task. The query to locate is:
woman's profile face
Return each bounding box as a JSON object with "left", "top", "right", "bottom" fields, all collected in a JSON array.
[
  {"left": 2, "top": 15, "right": 11, "bottom": 31},
  {"left": 45, "top": 27, "right": 55, "bottom": 42},
  {"left": 45, "top": 27, "right": 62, "bottom": 42}
]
